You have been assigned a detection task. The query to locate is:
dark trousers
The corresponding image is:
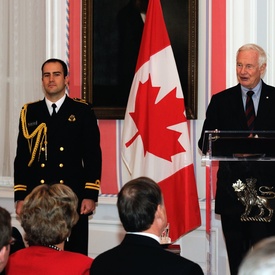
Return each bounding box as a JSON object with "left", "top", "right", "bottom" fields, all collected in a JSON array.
[
  {"left": 221, "top": 214, "right": 275, "bottom": 275},
  {"left": 64, "top": 213, "right": 89, "bottom": 255}
]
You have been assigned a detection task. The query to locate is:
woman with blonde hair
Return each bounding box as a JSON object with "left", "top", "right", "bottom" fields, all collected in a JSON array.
[{"left": 6, "top": 184, "right": 93, "bottom": 274}]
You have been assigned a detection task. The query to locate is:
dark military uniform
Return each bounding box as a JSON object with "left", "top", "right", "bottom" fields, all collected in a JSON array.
[{"left": 14, "top": 95, "right": 102, "bottom": 255}]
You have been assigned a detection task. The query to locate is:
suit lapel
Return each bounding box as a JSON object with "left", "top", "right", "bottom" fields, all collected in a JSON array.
[{"left": 257, "top": 83, "right": 271, "bottom": 118}]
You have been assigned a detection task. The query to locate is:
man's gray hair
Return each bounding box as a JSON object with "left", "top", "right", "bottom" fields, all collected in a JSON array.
[
  {"left": 238, "top": 237, "right": 275, "bottom": 275},
  {"left": 237, "top": 43, "right": 267, "bottom": 67}
]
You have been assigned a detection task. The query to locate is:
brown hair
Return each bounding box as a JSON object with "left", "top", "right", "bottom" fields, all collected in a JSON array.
[
  {"left": 20, "top": 184, "right": 79, "bottom": 246},
  {"left": 0, "top": 207, "right": 11, "bottom": 249}
]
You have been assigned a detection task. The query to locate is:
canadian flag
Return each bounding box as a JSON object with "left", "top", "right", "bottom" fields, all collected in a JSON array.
[{"left": 121, "top": 0, "right": 201, "bottom": 241}]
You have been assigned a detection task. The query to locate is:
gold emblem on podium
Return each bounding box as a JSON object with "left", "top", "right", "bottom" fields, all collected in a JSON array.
[{"left": 232, "top": 178, "right": 275, "bottom": 222}]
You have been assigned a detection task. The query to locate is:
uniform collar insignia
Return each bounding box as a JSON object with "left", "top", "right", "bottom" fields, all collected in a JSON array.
[{"left": 68, "top": 115, "right": 76, "bottom": 122}]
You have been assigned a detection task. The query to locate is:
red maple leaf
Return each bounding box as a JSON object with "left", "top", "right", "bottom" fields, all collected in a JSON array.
[{"left": 125, "top": 74, "right": 186, "bottom": 161}]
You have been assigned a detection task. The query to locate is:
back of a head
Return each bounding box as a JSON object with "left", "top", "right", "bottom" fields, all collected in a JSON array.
[
  {"left": 0, "top": 207, "right": 11, "bottom": 249},
  {"left": 238, "top": 237, "right": 275, "bottom": 275},
  {"left": 117, "top": 177, "right": 163, "bottom": 232},
  {"left": 0, "top": 206, "right": 12, "bottom": 272},
  {"left": 20, "top": 184, "right": 79, "bottom": 246}
]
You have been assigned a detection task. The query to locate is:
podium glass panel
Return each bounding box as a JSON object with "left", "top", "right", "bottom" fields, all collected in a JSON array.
[
  {"left": 201, "top": 130, "right": 275, "bottom": 162},
  {"left": 201, "top": 130, "right": 275, "bottom": 274}
]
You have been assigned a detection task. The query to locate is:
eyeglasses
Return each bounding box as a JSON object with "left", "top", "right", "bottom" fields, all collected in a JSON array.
[
  {"left": 3, "top": 238, "right": 16, "bottom": 247},
  {"left": 9, "top": 238, "right": 16, "bottom": 246}
]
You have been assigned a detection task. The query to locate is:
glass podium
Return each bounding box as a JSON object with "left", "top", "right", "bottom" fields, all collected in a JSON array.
[
  {"left": 201, "top": 130, "right": 275, "bottom": 274},
  {"left": 202, "top": 130, "right": 275, "bottom": 162}
]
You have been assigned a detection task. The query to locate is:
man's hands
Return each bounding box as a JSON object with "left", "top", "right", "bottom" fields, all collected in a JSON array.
[{"left": 80, "top": 199, "right": 96, "bottom": 215}]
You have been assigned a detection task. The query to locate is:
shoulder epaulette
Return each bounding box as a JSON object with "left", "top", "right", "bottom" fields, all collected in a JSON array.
[
  {"left": 73, "top": 98, "right": 88, "bottom": 105},
  {"left": 22, "top": 100, "right": 42, "bottom": 108}
]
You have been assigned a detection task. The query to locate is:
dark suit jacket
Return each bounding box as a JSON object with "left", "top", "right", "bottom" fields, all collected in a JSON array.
[
  {"left": 90, "top": 234, "right": 203, "bottom": 275},
  {"left": 198, "top": 81, "right": 275, "bottom": 215},
  {"left": 14, "top": 95, "right": 102, "bottom": 202}
]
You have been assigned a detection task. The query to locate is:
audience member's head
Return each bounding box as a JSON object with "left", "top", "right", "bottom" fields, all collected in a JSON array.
[
  {"left": 20, "top": 184, "right": 79, "bottom": 247},
  {"left": 117, "top": 177, "right": 167, "bottom": 236},
  {"left": 238, "top": 236, "right": 275, "bottom": 275},
  {"left": 0, "top": 207, "right": 12, "bottom": 272}
]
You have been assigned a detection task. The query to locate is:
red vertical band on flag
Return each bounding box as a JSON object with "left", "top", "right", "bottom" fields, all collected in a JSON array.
[
  {"left": 159, "top": 165, "right": 201, "bottom": 240},
  {"left": 122, "top": 0, "right": 201, "bottom": 241},
  {"left": 135, "top": 4, "right": 170, "bottom": 73}
]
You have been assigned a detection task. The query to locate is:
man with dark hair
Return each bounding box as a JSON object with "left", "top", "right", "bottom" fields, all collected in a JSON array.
[
  {"left": 0, "top": 207, "right": 12, "bottom": 273},
  {"left": 91, "top": 177, "right": 203, "bottom": 274},
  {"left": 14, "top": 58, "right": 102, "bottom": 255}
]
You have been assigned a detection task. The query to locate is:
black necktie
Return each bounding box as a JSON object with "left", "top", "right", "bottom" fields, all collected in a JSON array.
[
  {"left": 52, "top": 103, "right": 57, "bottom": 117},
  {"left": 245, "top": 91, "right": 255, "bottom": 130}
]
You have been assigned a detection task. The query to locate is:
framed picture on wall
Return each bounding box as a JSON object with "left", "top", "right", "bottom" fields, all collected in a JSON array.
[{"left": 82, "top": 0, "right": 198, "bottom": 119}]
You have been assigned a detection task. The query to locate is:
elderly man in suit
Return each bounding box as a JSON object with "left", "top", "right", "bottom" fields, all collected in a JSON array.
[{"left": 199, "top": 43, "right": 275, "bottom": 275}]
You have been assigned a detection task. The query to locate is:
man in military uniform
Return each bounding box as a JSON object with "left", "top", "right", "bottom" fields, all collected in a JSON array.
[{"left": 14, "top": 58, "right": 102, "bottom": 255}]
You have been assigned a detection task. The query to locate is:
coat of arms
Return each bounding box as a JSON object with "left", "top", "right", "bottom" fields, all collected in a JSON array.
[{"left": 232, "top": 178, "right": 275, "bottom": 222}]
